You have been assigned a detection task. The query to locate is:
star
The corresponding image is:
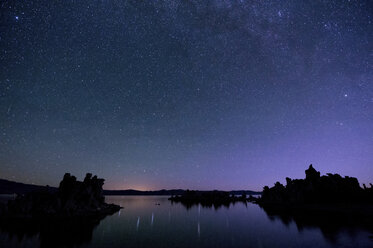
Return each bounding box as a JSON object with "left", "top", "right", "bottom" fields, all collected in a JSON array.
[{"left": 0, "top": 0, "right": 372, "bottom": 192}]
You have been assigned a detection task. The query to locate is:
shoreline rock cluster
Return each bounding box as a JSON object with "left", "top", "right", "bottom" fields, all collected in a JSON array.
[
  {"left": 0, "top": 173, "right": 121, "bottom": 219},
  {"left": 258, "top": 165, "right": 373, "bottom": 206},
  {"left": 169, "top": 190, "right": 255, "bottom": 209}
]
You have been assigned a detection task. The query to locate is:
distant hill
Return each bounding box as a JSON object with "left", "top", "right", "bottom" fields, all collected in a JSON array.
[
  {"left": 104, "top": 189, "right": 186, "bottom": 195},
  {"left": 104, "top": 189, "right": 262, "bottom": 196},
  {"left": 0, "top": 178, "right": 262, "bottom": 196},
  {"left": 229, "top": 190, "right": 262, "bottom": 196},
  {"left": 0, "top": 179, "right": 57, "bottom": 194}
]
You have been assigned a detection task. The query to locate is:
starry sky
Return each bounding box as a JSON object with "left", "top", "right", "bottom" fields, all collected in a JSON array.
[{"left": 1, "top": 0, "right": 372, "bottom": 191}]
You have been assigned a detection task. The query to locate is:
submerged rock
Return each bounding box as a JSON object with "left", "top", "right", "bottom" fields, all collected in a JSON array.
[{"left": 2, "top": 173, "right": 121, "bottom": 218}]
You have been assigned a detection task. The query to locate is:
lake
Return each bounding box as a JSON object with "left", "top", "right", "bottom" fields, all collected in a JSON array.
[{"left": 0, "top": 195, "right": 372, "bottom": 248}]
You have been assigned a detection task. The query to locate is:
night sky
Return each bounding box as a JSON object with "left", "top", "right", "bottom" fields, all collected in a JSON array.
[{"left": 1, "top": 1, "right": 372, "bottom": 191}]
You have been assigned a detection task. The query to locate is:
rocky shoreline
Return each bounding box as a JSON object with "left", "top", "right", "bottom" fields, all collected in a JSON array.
[
  {"left": 0, "top": 173, "right": 122, "bottom": 219},
  {"left": 255, "top": 165, "right": 373, "bottom": 220},
  {"left": 169, "top": 190, "right": 257, "bottom": 209}
]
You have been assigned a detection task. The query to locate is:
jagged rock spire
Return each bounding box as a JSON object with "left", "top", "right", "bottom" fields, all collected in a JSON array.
[{"left": 305, "top": 164, "right": 320, "bottom": 181}]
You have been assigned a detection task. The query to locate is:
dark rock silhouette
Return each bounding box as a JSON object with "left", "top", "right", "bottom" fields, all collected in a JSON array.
[
  {"left": 1, "top": 173, "right": 121, "bottom": 218},
  {"left": 259, "top": 164, "right": 373, "bottom": 205},
  {"left": 305, "top": 164, "right": 320, "bottom": 181},
  {"left": 169, "top": 190, "right": 250, "bottom": 209}
]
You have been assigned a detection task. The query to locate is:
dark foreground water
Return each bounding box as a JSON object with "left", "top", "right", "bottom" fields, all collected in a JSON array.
[{"left": 1, "top": 195, "right": 372, "bottom": 248}]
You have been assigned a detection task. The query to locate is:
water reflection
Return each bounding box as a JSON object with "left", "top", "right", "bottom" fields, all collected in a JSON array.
[
  {"left": 0, "top": 216, "right": 105, "bottom": 248},
  {"left": 171, "top": 198, "right": 373, "bottom": 243},
  {"left": 151, "top": 213, "right": 154, "bottom": 226},
  {"left": 171, "top": 199, "right": 247, "bottom": 210},
  {"left": 1, "top": 196, "right": 372, "bottom": 248},
  {"left": 260, "top": 204, "right": 373, "bottom": 243},
  {"left": 136, "top": 216, "right": 140, "bottom": 231},
  {"left": 170, "top": 199, "right": 373, "bottom": 247},
  {"left": 197, "top": 221, "right": 200, "bottom": 238}
]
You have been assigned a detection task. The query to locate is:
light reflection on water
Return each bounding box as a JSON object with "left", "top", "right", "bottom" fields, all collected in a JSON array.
[{"left": 0, "top": 195, "right": 372, "bottom": 248}]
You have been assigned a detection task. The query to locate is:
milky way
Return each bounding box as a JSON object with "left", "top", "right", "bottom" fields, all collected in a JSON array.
[{"left": 1, "top": 1, "right": 372, "bottom": 190}]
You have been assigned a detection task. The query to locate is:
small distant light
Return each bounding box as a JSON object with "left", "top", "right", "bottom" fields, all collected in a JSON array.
[
  {"left": 344, "top": 94, "right": 348, "bottom": 97},
  {"left": 15, "top": 16, "right": 19, "bottom": 20}
]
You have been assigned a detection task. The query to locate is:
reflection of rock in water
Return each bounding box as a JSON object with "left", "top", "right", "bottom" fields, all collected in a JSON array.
[
  {"left": 172, "top": 198, "right": 247, "bottom": 210},
  {"left": 260, "top": 204, "right": 373, "bottom": 243},
  {"left": 0, "top": 215, "right": 109, "bottom": 248}
]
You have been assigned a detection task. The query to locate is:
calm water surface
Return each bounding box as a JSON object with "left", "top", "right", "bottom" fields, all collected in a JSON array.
[{"left": 0, "top": 195, "right": 372, "bottom": 248}]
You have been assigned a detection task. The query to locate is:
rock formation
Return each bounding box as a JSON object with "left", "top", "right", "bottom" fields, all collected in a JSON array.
[
  {"left": 259, "top": 164, "right": 373, "bottom": 205},
  {"left": 2, "top": 173, "right": 121, "bottom": 218},
  {"left": 169, "top": 190, "right": 248, "bottom": 209}
]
